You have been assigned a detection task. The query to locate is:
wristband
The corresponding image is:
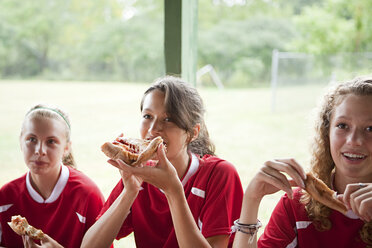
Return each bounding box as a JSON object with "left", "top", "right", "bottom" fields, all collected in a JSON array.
[{"left": 231, "top": 219, "right": 262, "bottom": 243}]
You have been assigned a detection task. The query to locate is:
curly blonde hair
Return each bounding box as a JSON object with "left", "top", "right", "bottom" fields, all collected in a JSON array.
[{"left": 301, "top": 76, "right": 372, "bottom": 246}]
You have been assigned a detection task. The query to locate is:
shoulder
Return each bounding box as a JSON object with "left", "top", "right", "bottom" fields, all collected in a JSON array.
[
  {"left": 276, "top": 188, "right": 308, "bottom": 217},
  {"left": 199, "top": 155, "right": 238, "bottom": 173},
  {"left": 0, "top": 174, "right": 26, "bottom": 195},
  {"left": 193, "top": 154, "right": 242, "bottom": 193},
  {"left": 0, "top": 174, "right": 27, "bottom": 207},
  {"left": 66, "top": 167, "right": 103, "bottom": 196},
  {"left": 198, "top": 155, "right": 240, "bottom": 184}
]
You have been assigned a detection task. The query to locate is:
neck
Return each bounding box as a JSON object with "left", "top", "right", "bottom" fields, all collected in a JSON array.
[
  {"left": 334, "top": 170, "right": 372, "bottom": 193},
  {"left": 30, "top": 165, "right": 62, "bottom": 200},
  {"left": 170, "top": 151, "right": 191, "bottom": 180}
]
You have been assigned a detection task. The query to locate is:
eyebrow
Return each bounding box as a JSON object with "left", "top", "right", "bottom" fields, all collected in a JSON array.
[{"left": 333, "top": 115, "right": 372, "bottom": 122}]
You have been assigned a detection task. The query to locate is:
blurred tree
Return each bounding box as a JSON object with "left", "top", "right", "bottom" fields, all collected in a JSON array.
[
  {"left": 198, "top": 16, "right": 297, "bottom": 86},
  {"left": 0, "top": 0, "right": 70, "bottom": 76},
  {"left": 0, "top": 0, "right": 371, "bottom": 86},
  {"left": 292, "top": 0, "right": 372, "bottom": 53}
]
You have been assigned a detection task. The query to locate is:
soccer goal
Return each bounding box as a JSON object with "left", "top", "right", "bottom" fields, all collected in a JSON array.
[{"left": 270, "top": 49, "right": 372, "bottom": 112}]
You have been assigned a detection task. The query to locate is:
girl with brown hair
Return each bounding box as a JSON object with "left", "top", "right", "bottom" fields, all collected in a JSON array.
[{"left": 82, "top": 76, "right": 243, "bottom": 248}]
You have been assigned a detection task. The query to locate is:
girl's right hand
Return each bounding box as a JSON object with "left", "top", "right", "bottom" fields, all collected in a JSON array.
[
  {"left": 22, "top": 234, "right": 63, "bottom": 248},
  {"left": 246, "top": 158, "right": 307, "bottom": 201},
  {"left": 107, "top": 159, "right": 143, "bottom": 193}
]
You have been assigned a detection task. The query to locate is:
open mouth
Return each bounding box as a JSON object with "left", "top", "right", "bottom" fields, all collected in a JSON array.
[{"left": 342, "top": 152, "right": 367, "bottom": 161}]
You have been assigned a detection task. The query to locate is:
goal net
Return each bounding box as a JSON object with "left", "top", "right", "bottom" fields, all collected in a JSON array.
[{"left": 270, "top": 49, "right": 372, "bottom": 112}]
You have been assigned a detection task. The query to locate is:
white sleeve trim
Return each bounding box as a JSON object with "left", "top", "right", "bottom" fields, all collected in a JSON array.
[
  {"left": 198, "top": 217, "right": 203, "bottom": 231},
  {"left": 286, "top": 237, "right": 297, "bottom": 248},
  {"left": 76, "top": 212, "right": 86, "bottom": 224},
  {"left": 295, "top": 221, "right": 312, "bottom": 229},
  {"left": 191, "top": 187, "right": 205, "bottom": 198},
  {"left": 0, "top": 204, "right": 13, "bottom": 213}
]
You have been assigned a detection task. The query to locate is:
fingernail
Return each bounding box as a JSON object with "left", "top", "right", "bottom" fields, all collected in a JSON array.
[{"left": 301, "top": 180, "right": 306, "bottom": 189}]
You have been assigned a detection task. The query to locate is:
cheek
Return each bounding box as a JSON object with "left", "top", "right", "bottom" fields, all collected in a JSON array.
[
  {"left": 329, "top": 131, "right": 342, "bottom": 156},
  {"left": 21, "top": 142, "right": 32, "bottom": 155},
  {"left": 139, "top": 120, "right": 149, "bottom": 138}
]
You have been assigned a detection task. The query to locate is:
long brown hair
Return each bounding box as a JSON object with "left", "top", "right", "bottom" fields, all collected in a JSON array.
[
  {"left": 301, "top": 76, "right": 372, "bottom": 246},
  {"left": 141, "top": 76, "right": 215, "bottom": 156},
  {"left": 21, "top": 104, "right": 76, "bottom": 168}
]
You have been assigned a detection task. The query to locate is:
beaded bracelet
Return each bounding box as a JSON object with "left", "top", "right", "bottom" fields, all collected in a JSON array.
[{"left": 231, "top": 219, "right": 262, "bottom": 243}]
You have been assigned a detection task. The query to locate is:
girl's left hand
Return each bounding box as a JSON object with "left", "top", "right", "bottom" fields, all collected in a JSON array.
[
  {"left": 22, "top": 234, "right": 63, "bottom": 248},
  {"left": 115, "top": 143, "right": 181, "bottom": 194},
  {"left": 337, "top": 183, "right": 372, "bottom": 222}
]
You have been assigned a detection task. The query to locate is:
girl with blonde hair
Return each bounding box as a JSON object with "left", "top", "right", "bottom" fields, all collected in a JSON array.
[{"left": 0, "top": 104, "right": 106, "bottom": 247}]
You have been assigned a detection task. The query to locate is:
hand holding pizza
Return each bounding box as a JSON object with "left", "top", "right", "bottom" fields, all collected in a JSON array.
[
  {"left": 22, "top": 234, "right": 63, "bottom": 248},
  {"left": 8, "top": 215, "right": 63, "bottom": 248},
  {"left": 246, "top": 158, "right": 307, "bottom": 201},
  {"left": 337, "top": 183, "right": 372, "bottom": 222},
  {"left": 108, "top": 158, "right": 144, "bottom": 194},
  {"left": 113, "top": 143, "right": 182, "bottom": 195},
  {"left": 246, "top": 158, "right": 347, "bottom": 215}
]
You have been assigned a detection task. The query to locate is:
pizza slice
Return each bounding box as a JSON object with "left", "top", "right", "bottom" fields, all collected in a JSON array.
[
  {"left": 8, "top": 215, "right": 45, "bottom": 240},
  {"left": 304, "top": 173, "right": 347, "bottom": 214},
  {"left": 101, "top": 135, "right": 163, "bottom": 166}
]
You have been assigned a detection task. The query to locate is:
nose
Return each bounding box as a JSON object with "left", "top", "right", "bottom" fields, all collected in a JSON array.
[
  {"left": 35, "top": 142, "right": 46, "bottom": 156},
  {"left": 148, "top": 119, "right": 163, "bottom": 136},
  {"left": 347, "top": 129, "right": 363, "bottom": 146}
]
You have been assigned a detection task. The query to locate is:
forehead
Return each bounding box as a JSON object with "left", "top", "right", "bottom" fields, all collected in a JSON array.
[
  {"left": 22, "top": 116, "right": 67, "bottom": 138},
  {"left": 332, "top": 94, "right": 372, "bottom": 121},
  {"left": 142, "top": 90, "right": 166, "bottom": 110}
]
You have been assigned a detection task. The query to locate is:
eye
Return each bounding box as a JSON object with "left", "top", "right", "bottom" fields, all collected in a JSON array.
[
  {"left": 366, "top": 126, "right": 372, "bottom": 132},
  {"left": 47, "top": 139, "right": 57, "bottom": 145},
  {"left": 164, "top": 117, "right": 172, "bottom": 122},
  {"left": 143, "top": 114, "right": 151, "bottom": 119},
  {"left": 336, "top": 123, "right": 347, "bottom": 129},
  {"left": 27, "top": 137, "right": 36, "bottom": 142}
]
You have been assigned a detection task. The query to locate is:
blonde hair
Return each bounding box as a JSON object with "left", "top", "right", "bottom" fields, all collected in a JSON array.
[
  {"left": 301, "top": 76, "right": 372, "bottom": 246},
  {"left": 21, "top": 104, "right": 76, "bottom": 168}
]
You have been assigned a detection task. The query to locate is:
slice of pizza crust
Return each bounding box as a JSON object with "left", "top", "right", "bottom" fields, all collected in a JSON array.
[
  {"left": 304, "top": 173, "right": 347, "bottom": 214},
  {"left": 101, "top": 136, "right": 163, "bottom": 166},
  {"left": 8, "top": 215, "right": 45, "bottom": 240}
]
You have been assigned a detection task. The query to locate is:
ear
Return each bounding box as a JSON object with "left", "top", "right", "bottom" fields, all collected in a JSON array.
[
  {"left": 190, "top": 123, "right": 201, "bottom": 142},
  {"left": 64, "top": 141, "right": 72, "bottom": 156}
]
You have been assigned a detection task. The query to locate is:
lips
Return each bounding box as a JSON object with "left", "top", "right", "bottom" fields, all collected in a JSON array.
[
  {"left": 33, "top": 160, "right": 48, "bottom": 166},
  {"left": 342, "top": 152, "right": 367, "bottom": 161}
]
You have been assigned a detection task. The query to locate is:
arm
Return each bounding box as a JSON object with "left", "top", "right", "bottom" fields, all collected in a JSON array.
[
  {"left": 233, "top": 158, "right": 307, "bottom": 248},
  {"left": 81, "top": 160, "right": 142, "bottom": 248},
  {"left": 165, "top": 180, "right": 214, "bottom": 248},
  {"left": 116, "top": 144, "right": 222, "bottom": 248}
]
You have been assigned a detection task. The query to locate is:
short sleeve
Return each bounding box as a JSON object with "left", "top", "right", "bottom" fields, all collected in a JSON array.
[
  {"left": 84, "top": 189, "right": 105, "bottom": 230},
  {"left": 199, "top": 160, "right": 243, "bottom": 238},
  {"left": 258, "top": 193, "right": 299, "bottom": 248},
  {"left": 98, "top": 180, "right": 134, "bottom": 239}
]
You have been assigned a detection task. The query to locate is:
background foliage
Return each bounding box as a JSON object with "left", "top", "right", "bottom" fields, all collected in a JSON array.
[{"left": 0, "top": 0, "right": 371, "bottom": 86}]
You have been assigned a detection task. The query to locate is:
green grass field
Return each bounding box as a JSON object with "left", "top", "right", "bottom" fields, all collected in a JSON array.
[{"left": 0, "top": 80, "right": 329, "bottom": 247}]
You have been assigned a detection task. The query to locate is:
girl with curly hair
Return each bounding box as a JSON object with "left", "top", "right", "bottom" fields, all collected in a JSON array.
[{"left": 233, "top": 76, "right": 372, "bottom": 248}]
